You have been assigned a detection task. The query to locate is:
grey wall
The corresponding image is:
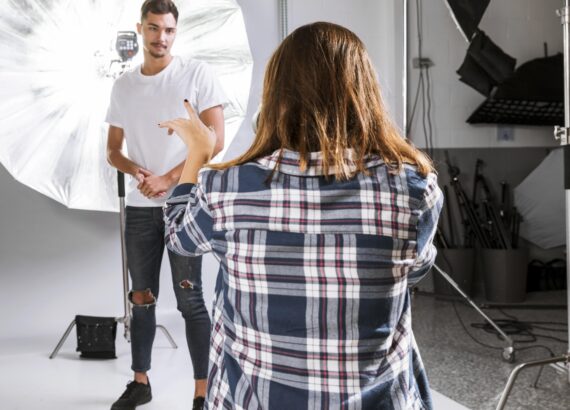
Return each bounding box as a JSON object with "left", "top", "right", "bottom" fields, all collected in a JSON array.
[
  {"left": 0, "top": 166, "right": 124, "bottom": 338},
  {"left": 0, "top": 0, "right": 405, "bottom": 342},
  {"left": 230, "top": 0, "right": 406, "bottom": 158}
]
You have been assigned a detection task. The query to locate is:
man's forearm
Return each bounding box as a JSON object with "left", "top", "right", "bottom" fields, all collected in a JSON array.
[{"left": 107, "top": 150, "right": 142, "bottom": 176}]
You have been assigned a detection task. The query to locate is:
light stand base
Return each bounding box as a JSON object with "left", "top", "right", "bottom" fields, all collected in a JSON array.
[
  {"left": 49, "top": 319, "right": 76, "bottom": 359},
  {"left": 495, "top": 354, "right": 570, "bottom": 410},
  {"left": 49, "top": 319, "right": 177, "bottom": 359},
  {"left": 431, "top": 263, "right": 570, "bottom": 408}
]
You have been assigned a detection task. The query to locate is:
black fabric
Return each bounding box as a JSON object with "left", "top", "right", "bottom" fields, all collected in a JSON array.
[
  {"left": 456, "top": 31, "right": 517, "bottom": 96},
  {"left": 457, "top": 53, "right": 495, "bottom": 96},
  {"left": 75, "top": 315, "right": 117, "bottom": 359},
  {"left": 466, "top": 31, "right": 516, "bottom": 84},
  {"left": 445, "top": 0, "right": 490, "bottom": 40}
]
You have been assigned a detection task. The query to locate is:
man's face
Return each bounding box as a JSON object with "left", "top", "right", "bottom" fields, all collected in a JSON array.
[{"left": 137, "top": 12, "right": 177, "bottom": 59}]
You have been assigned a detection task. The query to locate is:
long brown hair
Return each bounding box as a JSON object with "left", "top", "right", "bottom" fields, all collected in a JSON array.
[{"left": 210, "top": 22, "right": 433, "bottom": 178}]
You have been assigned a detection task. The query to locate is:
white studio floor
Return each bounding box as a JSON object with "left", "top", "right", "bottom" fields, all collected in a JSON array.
[{"left": 0, "top": 311, "right": 469, "bottom": 410}]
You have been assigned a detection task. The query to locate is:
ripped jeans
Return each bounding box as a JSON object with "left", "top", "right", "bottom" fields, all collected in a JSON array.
[{"left": 125, "top": 206, "right": 211, "bottom": 379}]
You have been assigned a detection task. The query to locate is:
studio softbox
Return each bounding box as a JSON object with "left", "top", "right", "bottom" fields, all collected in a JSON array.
[
  {"left": 457, "top": 30, "right": 517, "bottom": 96},
  {"left": 444, "top": 0, "right": 491, "bottom": 41}
]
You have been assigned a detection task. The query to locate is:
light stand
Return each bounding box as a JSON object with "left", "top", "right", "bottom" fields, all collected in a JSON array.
[
  {"left": 403, "top": 0, "right": 516, "bottom": 363},
  {"left": 117, "top": 170, "right": 132, "bottom": 341},
  {"left": 494, "top": 1, "right": 570, "bottom": 408},
  {"left": 49, "top": 171, "right": 177, "bottom": 359},
  {"left": 432, "top": 265, "right": 515, "bottom": 361}
]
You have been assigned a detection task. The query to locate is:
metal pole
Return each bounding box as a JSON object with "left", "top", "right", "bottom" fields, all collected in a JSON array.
[
  {"left": 278, "top": 0, "right": 288, "bottom": 41},
  {"left": 556, "top": 0, "right": 570, "bottom": 142},
  {"left": 495, "top": 354, "right": 570, "bottom": 410},
  {"left": 49, "top": 319, "right": 76, "bottom": 359},
  {"left": 495, "top": 5, "right": 570, "bottom": 394},
  {"left": 555, "top": 0, "right": 570, "bottom": 382},
  {"left": 403, "top": 0, "right": 408, "bottom": 136},
  {"left": 564, "top": 0, "right": 570, "bottom": 379},
  {"left": 118, "top": 194, "right": 131, "bottom": 341},
  {"left": 433, "top": 264, "right": 515, "bottom": 362},
  {"left": 116, "top": 172, "right": 131, "bottom": 341}
]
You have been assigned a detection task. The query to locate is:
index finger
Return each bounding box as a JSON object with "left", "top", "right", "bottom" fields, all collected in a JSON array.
[
  {"left": 183, "top": 99, "right": 197, "bottom": 119},
  {"left": 158, "top": 119, "right": 180, "bottom": 132}
]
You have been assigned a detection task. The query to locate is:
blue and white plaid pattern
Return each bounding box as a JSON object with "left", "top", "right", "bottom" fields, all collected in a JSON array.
[{"left": 164, "top": 149, "right": 443, "bottom": 409}]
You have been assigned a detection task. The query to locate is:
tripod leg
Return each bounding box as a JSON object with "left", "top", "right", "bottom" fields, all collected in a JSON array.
[
  {"left": 124, "top": 318, "right": 131, "bottom": 343},
  {"left": 116, "top": 315, "right": 131, "bottom": 343},
  {"left": 532, "top": 365, "right": 545, "bottom": 388},
  {"left": 156, "top": 324, "right": 178, "bottom": 349},
  {"left": 433, "top": 264, "right": 515, "bottom": 355},
  {"left": 49, "top": 319, "right": 76, "bottom": 359}
]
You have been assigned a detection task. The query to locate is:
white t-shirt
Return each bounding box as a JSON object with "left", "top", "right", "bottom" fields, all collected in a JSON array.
[{"left": 105, "top": 56, "right": 226, "bottom": 207}]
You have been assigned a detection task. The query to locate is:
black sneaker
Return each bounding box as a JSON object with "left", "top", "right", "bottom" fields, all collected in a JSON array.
[
  {"left": 111, "top": 380, "right": 152, "bottom": 410},
  {"left": 192, "top": 396, "right": 205, "bottom": 410}
]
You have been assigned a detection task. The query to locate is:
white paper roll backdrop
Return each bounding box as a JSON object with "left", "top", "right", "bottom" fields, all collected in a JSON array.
[{"left": 0, "top": 0, "right": 252, "bottom": 212}]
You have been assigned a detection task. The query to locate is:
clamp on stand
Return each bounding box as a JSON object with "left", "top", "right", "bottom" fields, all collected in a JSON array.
[{"left": 554, "top": 125, "right": 569, "bottom": 145}]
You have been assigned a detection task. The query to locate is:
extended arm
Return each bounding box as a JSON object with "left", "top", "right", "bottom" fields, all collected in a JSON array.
[
  {"left": 158, "top": 101, "right": 219, "bottom": 185},
  {"left": 137, "top": 104, "right": 224, "bottom": 196}
]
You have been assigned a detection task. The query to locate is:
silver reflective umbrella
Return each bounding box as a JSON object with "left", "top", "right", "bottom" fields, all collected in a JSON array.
[{"left": 0, "top": 0, "right": 252, "bottom": 211}]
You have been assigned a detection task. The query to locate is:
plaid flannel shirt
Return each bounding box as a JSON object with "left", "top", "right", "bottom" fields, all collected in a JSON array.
[{"left": 164, "top": 149, "right": 443, "bottom": 410}]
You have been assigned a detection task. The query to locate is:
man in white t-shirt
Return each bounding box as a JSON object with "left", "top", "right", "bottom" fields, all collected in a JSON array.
[{"left": 105, "top": 1, "right": 225, "bottom": 409}]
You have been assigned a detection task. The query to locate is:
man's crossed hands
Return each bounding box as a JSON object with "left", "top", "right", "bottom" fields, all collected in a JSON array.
[{"left": 134, "top": 168, "right": 171, "bottom": 199}]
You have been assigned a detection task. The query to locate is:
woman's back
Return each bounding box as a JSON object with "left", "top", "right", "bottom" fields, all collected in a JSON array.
[{"left": 165, "top": 148, "right": 442, "bottom": 409}]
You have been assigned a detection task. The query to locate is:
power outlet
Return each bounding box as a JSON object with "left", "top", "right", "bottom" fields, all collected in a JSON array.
[
  {"left": 497, "top": 126, "right": 514, "bottom": 141},
  {"left": 412, "top": 57, "right": 434, "bottom": 69}
]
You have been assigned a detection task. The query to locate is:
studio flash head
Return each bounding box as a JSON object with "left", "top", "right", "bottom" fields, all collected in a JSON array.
[{"left": 115, "top": 31, "right": 139, "bottom": 62}]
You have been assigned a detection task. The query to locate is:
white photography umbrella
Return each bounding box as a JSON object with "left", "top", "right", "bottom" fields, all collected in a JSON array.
[
  {"left": 0, "top": 0, "right": 252, "bottom": 212},
  {"left": 514, "top": 148, "right": 564, "bottom": 249}
]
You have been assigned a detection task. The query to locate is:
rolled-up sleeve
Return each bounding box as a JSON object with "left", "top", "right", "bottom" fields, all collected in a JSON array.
[
  {"left": 408, "top": 174, "right": 443, "bottom": 287},
  {"left": 163, "top": 182, "right": 214, "bottom": 257}
]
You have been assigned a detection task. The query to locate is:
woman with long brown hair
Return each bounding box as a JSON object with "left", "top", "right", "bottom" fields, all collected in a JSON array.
[{"left": 160, "top": 22, "right": 442, "bottom": 409}]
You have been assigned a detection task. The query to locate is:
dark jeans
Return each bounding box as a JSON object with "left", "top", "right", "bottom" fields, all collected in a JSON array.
[{"left": 125, "top": 206, "right": 211, "bottom": 379}]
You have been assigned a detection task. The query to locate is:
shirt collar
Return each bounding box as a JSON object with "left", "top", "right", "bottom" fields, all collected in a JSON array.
[{"left": 255, "top": 148, "right": 384, "bottom": 176}]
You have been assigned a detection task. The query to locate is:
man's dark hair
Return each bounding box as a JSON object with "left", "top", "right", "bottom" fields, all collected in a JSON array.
[{"left": 141, "top": 0, "right": 179, "bottom": 22}]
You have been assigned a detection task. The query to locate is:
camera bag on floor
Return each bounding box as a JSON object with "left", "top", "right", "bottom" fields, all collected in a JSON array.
[{"left": 75, "top": 315, "right": 117, "bottom": 359}]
